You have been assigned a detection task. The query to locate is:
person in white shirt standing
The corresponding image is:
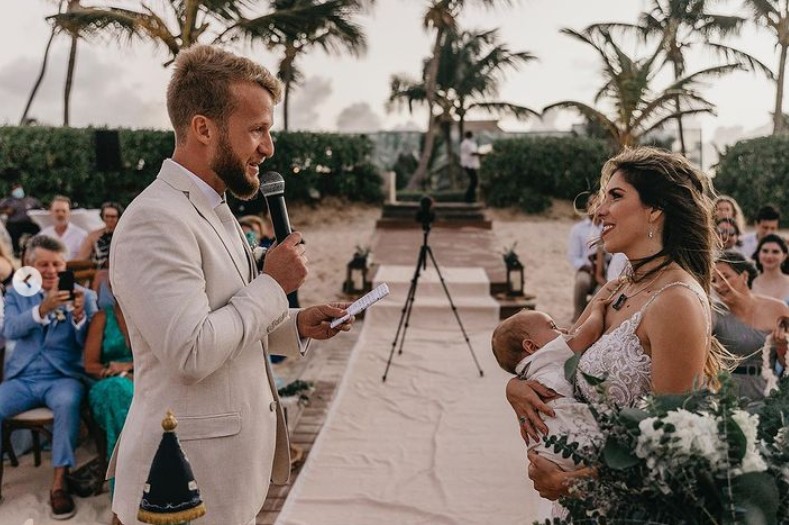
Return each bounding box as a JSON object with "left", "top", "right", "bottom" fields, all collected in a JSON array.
[
  {"left": 39, "top": 195, "right": 87, "bottom": 261},
  {"left": 460, "top": 131, "right": 481, "bottom": 203},
  {"left": 568, "top": 194, "right": 603, "bottom": 321},
  {"left": 739, "top": 204, "right": 780, "bottom": 261}
]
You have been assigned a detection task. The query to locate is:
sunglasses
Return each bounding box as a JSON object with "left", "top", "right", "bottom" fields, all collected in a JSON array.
[{"left": 717, "top": 229, "right": 737, "bottom": 236}]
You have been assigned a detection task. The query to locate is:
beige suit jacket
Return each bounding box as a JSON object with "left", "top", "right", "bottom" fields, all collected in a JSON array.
[{"left": 109, "top": 161, "right": 302, "bottom": 525}]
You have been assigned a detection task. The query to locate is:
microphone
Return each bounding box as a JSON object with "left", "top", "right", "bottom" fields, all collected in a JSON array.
[{"left": 259, "top": 171, "right": 292, "bottom": 243}]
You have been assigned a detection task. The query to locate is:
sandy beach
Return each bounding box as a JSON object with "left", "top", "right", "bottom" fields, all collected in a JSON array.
[{"left": 294, "top": 199, "right": 579, "bottom": 326}]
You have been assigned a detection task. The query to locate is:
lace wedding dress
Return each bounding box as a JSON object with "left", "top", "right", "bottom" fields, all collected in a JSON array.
[
  {"left": 576, "top": 281, "right": 707, "bottom": 407},
  {"left": 548, "top": 281, "right": 708, "bottom": 519}
]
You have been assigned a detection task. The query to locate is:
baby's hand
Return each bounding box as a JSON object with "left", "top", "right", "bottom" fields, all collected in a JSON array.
[{"left": 585, "top": 297, "right": 611, "bottom": 335}]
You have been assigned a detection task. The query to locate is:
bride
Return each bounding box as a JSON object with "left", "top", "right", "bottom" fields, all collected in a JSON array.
[{"left": 507, "top": 147, "right": 727, "bottom": 500}]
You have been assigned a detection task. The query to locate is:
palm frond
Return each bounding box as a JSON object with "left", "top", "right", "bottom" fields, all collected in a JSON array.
[
  {"left": 640, "top": 107, "right": 717, "bottom": 137},
  {"left": 707, "top": 42, "right": 775, "bottom": 79},
  {"left": 467, "top": 101, "right": 540, "bottom": 121},
  {"left": 543, "top": 100, "right": 621, "bottom": 142}
]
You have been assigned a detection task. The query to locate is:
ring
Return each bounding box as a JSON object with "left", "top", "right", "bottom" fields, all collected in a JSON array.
[{"left": 518, "top": 416, "right": 527, "bottom": 425}]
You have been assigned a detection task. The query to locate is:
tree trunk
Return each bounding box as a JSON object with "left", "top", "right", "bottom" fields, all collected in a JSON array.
[
  {"left": 672, "top": 61, "right": 686, "bottom": 155},
  {"left": 20, "top": 25, "right": 58, "bottom": 125},
  {"left": 283, "top": 80, "right": 291, "bottom": 132},
  {"left": 406, "top": 29, "right": 444, "bottom": 190},
  {"left": 441, "top": 117, "right": 454, "bottom": 187},
  {"left": 774, "top": 43, "right": 788, "bottom": 135},
  {"left": 63, "top": 34, "right": 78, "bottom": 127}
]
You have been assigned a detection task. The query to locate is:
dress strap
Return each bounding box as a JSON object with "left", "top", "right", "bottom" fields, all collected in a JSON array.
[{"left": 638, "top": 281, "right": 710, "bottom": 332}]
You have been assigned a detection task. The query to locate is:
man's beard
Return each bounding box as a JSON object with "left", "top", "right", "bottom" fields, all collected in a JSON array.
[{"left": 211, "top": 132, "right": 259, "bottom": 200}]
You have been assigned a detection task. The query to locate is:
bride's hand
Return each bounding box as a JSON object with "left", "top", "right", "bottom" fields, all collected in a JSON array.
[
  {"left": 506, "top": 378, "right": 558, "bottom": 444},
  {"left": 527, "top": 451, "right": 595, "bottom": 500}
]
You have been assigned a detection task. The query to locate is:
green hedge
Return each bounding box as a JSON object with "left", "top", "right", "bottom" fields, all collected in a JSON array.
[
  {"left": 714, "top": 136, "right": 789, "bottom": 220},
  {"left": 0, "top": 126, "right": 382, "bottom": 208},
  {"left": 480, "top": 136, "right": 612, "bottom": 213}
]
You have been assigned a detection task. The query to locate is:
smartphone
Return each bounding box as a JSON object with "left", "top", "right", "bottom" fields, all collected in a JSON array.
[{"left": 57, "top": 270, "right": 75, "bottom": 301}]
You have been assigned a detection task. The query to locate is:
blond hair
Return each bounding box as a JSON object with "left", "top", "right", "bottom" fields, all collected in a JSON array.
[
  {"left": 713, "top": 195, "right": 745, "bottom": 235},
  {"left": 167, "top": 45, "right": 282, "bottom": 143}
]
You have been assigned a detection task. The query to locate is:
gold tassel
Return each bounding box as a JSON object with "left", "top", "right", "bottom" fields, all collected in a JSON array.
[{"left": 137, "top": 503, "right": 206, "bottom": 524}]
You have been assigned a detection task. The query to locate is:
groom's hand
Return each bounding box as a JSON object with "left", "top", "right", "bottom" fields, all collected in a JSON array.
[{"left": 297, "top": 302, "right": 354, "bottom": 340}]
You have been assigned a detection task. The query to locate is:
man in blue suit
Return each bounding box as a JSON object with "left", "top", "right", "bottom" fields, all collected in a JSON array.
[{"left": 1, "top": 235, "right": 97, "bottom": 519}]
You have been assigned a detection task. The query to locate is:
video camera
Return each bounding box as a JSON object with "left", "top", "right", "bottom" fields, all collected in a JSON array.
[{"left": 415, "top": 196, "right": 436, "bottom": 232}]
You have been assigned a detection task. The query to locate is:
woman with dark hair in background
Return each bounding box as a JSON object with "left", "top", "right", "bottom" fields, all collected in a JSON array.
[
  {"left": 78, "top": 201, "right": 124, "bottom": 269},
  {"left": 751, "top": 233, "right": 789, "bottom": 302},
  {"left": 712, "top": 250, "right": 788, "bottom": 400}
]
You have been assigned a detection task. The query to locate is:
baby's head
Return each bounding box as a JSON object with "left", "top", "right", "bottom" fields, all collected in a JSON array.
[{"left": 491, "top": 310, "right": 562, "bottom": 374}]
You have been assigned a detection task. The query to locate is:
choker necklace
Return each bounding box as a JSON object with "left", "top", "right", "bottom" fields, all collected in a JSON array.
[{"left": 610, "top": 267, "right": 668, "bottom": 311}]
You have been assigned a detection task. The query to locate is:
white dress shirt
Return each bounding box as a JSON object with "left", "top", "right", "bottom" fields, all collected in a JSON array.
[
  {"left": 40, "top": 223, "right": 88, "bottom": 261},
  {"left": 567, "top": 217, "right": 601, "bottom": 271}
]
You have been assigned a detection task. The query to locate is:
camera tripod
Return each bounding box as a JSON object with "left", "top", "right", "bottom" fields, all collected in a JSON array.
[{"left": 382, "top": 224, "right": 484, "bottom": 382}]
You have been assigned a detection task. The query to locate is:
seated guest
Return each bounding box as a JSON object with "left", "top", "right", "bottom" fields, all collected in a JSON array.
[
  {"left": 40, "top": 195, "right": 88, "bottom": 261},
  {"left": 712, "top": 251, "right": 789, "bottom": 401},
  {"left": 715, "top": 217, "right": 742, "bottom": 252},
  {"left": 0, "top": 182, "right": 42, "bottom": 256},
  {"left": 713, "top": 195, "right": 746, "bottom": 234},
  {"left": 752, "top": 234, "right": 789, "bottom": 302},
  {"left": 0, "top": 237, "right": 16, "bottom": 291},
  {"left": 78, "top": 202, "right": 123, "bottom": 269},
  {"left": 0, "top": 235, "right": 98, "bottom": 519},
  {"left": 239, "top": 214, "right": 275, "bottom": 249},
  {"left": 83, "top": 291, "right": 132, "bottom": 507}
]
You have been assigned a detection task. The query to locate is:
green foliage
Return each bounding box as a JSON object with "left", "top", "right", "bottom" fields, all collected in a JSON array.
[
  {"left": 480, "top": 135, "right": 612, "bottom": 213},
  {"left": 714, "top": 136, "right": 789, "bottom": 221},
  {"left": 0, "top": 126, "right": 382, "bottom": 207}
]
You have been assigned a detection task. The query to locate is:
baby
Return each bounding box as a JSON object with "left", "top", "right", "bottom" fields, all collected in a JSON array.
[{"left": 491, "top": 300, "right": 607, "bottom": 470}]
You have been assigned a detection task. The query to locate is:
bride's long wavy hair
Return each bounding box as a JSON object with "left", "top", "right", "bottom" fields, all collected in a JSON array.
[{"left": 598, "top": 147, "right": 729, "bottom": 385}]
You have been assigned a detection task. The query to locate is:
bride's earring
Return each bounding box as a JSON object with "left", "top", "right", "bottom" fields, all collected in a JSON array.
[{"left": 648, "top": 228, "right": 654, "bottom": 239}]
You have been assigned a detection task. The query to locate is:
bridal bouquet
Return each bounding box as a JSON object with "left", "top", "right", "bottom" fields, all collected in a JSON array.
[{"left": 541, "top": 375, "right": 789, "bottom": 524}]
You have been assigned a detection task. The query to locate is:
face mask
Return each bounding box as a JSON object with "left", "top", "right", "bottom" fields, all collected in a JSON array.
[{"left": 11, "top": 188, "right": 24, "bottom": 199}]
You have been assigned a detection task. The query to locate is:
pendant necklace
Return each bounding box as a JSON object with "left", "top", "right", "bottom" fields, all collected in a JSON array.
[{"left": 610, "top": 267, "right": 667, "bottom": 311}]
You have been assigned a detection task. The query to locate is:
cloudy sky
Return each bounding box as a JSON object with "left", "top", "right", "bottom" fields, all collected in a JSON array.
[{"left": 0, "top": 0, "right": 782, "bottom": 158}]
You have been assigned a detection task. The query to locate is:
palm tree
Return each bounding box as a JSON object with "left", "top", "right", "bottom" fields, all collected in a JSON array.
[
  {"left": 48, "top": 1, "right": 325, "bottom": 66},
  {"left": 409, "top": 0, "right": 514, "bottom": 190},
  {"left": 590, "top": 0, "right": 771, "bottom": 152},
  {"left": 544, "top": 26, "right": 741, "bottom": 149},
  {"left": 62, "top": 0, "right": 82, "bottom": 126},
  {"left": 20, "top": 1, "right": 65, "bottom": 125},
  {"left": 444, "top": 28, "right": 539, "bottom": 138},
  {"left": 388, "top": 28, "right": 538, "bottom": 181},
  {"left": 743, "top": 0, "right": 789, "bottom": 134},
  {"left": 229, "top": 0, "right": 372, "bottom": 131}
]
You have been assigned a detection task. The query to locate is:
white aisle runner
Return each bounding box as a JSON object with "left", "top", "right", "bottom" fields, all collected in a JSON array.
[{"left": 276, "top": 265, "right": 551, "bottom": 525}]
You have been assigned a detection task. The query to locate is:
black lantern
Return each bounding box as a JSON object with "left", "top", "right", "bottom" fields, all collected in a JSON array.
[
  {"left": 342, "top": 247, "right": 371, "bottom": 295},
  {"left": 503, "top": 244, "right": 525, "bottom": 297}
]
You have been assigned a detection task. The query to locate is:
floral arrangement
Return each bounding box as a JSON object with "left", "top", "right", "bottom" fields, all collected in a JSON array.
[{"left": 538, "top": 375, "right": 789, "bottom": 524}]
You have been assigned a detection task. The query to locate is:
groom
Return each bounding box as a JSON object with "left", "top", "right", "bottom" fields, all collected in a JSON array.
[{"left": 108, "top": 45, "right": 352, "bottom": 525}]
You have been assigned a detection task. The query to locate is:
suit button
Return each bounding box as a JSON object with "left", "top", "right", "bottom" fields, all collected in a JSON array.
[{"left": 269, "top": 401, "right": 277, "bottom": 412}]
